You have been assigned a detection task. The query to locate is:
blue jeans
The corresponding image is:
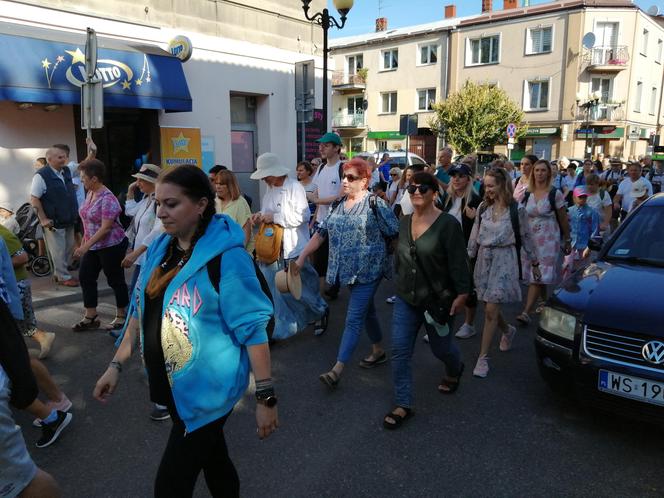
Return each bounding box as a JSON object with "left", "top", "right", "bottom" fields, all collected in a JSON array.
[
  {"left": 337, "top": 279, "right": 383, "bottom": 363},
  {"left": 391, "top": 296, "right": 462, "bottom": 408}
]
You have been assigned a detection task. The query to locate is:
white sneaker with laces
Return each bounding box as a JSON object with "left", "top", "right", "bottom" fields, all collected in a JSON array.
[
  {"left": 455, "top": 323, "right": 476, "bottom": 339},
  {"left": 499, "top": 325, "right": 517, "bottom": 352},
  {"left": 386, "top": 295, "right": 396, "bottom": 304},
  {"left": 473, "top": 355, "right": 490, "bottom": 378}
]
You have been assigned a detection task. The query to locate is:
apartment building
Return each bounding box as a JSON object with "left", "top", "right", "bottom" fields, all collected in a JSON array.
[
  {"left": 0, "top": 0, "right": 325, "bottom": 209},
  {"left": 450, "top": 0, "right": 664, "bottom": 161},
  {"left": 329, "top": 9, "right": 468, "bottom": 163}
]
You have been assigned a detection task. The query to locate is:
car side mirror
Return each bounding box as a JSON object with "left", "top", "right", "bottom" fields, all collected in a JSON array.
[{"left": 588, "top": 236, "right": 603, "bottom": 252}]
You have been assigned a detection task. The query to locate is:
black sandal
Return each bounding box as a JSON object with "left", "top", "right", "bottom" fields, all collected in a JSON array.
[
  {"left": 105, "top": 316, "right": 126, "bottom": 331},
  {"left": 319, "top": 370, "right": 339, "bottom": 390},
  {"left": 383, "top": 407, "right": 414, "bottom": 430},
  {"left": 314, "top": 308, "right": 330, "bottom": 336},
  {"left": 72, "top": 315, "right": 100, "bottom": 331},
  {"left": 359, "top": 351, "right": 387, "bottom": 368},
  {"left": 438, "top": 362, "right": 465, "bottom": 394}
]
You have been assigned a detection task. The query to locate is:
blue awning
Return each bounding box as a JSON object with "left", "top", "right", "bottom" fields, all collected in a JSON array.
[{"left": 0, "top": 29, "right": 192, "bottom": 112}]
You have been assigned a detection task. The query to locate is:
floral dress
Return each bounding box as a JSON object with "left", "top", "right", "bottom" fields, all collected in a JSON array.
[
  {"left": 468, "top": 203, "right": 536, "bottom": 304},
  {"left": 520, "top": 190, "right": 565, "bottom": 285}
]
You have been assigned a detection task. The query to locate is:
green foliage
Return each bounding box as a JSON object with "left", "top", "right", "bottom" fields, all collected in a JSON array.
[
  {"left": 356, "top": 67, "right": 368, "bottom": 82},
  {"left": 429, "top": 80, "right": 526, "bottom": 155}
]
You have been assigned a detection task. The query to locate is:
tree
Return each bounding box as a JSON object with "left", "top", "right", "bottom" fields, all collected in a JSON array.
[{"left": 429, "top": 80, "right": 526, "bottom": 155}]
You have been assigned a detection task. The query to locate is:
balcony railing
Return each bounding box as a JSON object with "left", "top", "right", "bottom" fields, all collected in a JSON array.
[
  {"left": 576, "top": 104, "right": 625, "bottom": 122},
  {"left": 331, "top": 71, "right": 366, "bottom": 88},
  {"left": 586, "top": 45, "right": 629, "bottom": 70},
  {"left": 332, "top": 112, "right": 366, "bottom": 128}
]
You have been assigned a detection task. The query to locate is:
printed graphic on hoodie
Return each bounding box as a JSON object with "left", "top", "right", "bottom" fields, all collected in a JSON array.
[{"left": 162, "top": 307, "right": 193, "bottom": 384}]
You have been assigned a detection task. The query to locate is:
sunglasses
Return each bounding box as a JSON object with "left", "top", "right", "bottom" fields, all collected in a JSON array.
[
  {"left": 343, "top": 173, "right": 362, "bottom": 182},
  {"left": 407, "top": 184, "right": 433, "bottom": 195}
]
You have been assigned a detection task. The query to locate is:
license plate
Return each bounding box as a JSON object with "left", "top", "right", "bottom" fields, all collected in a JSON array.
[{"left": 598, "top": 370, "right": 664, "bottom": 407}]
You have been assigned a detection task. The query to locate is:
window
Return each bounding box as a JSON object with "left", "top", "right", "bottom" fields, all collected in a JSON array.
[
  {"left": 642, "top": 29, "right": 649, "bottom": 56},
  {"left": 347, "top": 96, "right": 364, "bottom": 115},
  {"left": 417, "top": 89, "right": 436, "bottom": 111},
  {"left": 347, "top": 54, "right": 363, "bottom": 75},
  {"left": 377, "top": 140, "right": 388, "bottom": 151},
  {"left": 381, "top": 92, "right": 397, "bottom": 113},
  {"left": 419, "top": 44, "right": 438, "bottom": 65},
  {"left": 658, "top": 39, "right": 663, "bottom": 63},
  {"left": 468, "top": 35, "right": 500, "bottom": 65},
  {"left": 525, "top": 80, "right": 549, "bottom": 110},
  {"left": 381, "top": 49, "right": 398, "bottom": 70},
  {"left": 635, "top": 81, "right": 643, "bottom": 112},
  {"left": 650, "top": 87, "right": 658, "bottom": 115},
  {"left": 591, "top": 77, "right": 612, "bottom": 119},
  {"left": 527, "top": 27, "right": 553, "bottom": 54}
]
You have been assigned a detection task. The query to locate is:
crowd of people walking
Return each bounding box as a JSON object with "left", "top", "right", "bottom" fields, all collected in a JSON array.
[{"left": 0, "top": 132, "right": 658, "bottom": 497}]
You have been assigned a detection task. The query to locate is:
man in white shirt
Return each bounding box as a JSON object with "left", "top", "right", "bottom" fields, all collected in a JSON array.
[
  {"left": 614, "top": 163, "right": 653, "bottom": 221},
  {"left": 250, "top": 153, "right": 328, "bottom": 339},
  {"left": 311, "top": 133, "right": 344, "bottom": 299}
]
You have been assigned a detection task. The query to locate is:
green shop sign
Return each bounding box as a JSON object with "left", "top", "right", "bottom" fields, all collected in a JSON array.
[
  {"left": 575, "top": 126, "right": 624, "bottom": 139},
  {"left": 524, "top": 127, "right": 559, "bottom": 137},
  {"left": 367, "top": 131, "right": 405, "bottom": 140}
]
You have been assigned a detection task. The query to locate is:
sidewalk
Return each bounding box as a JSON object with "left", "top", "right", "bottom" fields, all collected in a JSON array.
[{"left": 30, "top": 271, "right": 114, "bottom": 310}]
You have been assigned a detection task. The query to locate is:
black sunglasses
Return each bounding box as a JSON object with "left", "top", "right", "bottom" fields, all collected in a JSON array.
[
  {"left": 343, "top": 173, "right": 362, "bottom": 182},
  {"left": 407, "top": 184, "right": 433, "bottom": 195}
]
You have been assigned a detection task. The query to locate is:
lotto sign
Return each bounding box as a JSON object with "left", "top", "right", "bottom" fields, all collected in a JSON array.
[
  {"left": 160, "top": 127, "right": 202, "bottom": 168},
  {"left": 507, "top": 123, "right": 517, "bottom": 138}
]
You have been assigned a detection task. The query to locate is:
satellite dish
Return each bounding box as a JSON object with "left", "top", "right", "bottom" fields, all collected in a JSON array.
[
  {"left": 582, "top": 32, "right": 596, "bottom": 50},
  {"left": 647, "top": 5, "right": 660, "bottom": 16}
]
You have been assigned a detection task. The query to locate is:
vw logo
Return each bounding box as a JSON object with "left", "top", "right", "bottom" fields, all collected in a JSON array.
[{"left": 642, "top": 341, "right": 664, "bottom": 365}]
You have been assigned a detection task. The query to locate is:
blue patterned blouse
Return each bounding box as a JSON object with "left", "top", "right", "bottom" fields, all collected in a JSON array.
[{"left": 318, "top": 194, "right": 399, "bottom": 286}]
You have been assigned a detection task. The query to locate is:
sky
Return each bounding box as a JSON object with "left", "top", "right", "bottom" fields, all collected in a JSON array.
[{"left": 328, "top": 0, "right": 660, "bottom": 38}]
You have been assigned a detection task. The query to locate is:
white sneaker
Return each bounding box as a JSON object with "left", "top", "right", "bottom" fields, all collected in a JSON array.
[
  {"left": 473, "top": 355, "right": 490, "bottom": 378},
  {"left": 455, "top": 323, "right": 476, "bottom": 339},
  {"left": 422, "top": 333, "right": 430, "bottom": 343},
  {"left": 386, "top": 295, "right": 396, "bottom": 304},
  {"left": 499, "top": 325, "right": 517, "bottom": 352}
]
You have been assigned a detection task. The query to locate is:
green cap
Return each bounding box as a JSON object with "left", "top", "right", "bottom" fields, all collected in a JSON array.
[{"left": 315, "top": 132, "right": 342, "bottom": 146}]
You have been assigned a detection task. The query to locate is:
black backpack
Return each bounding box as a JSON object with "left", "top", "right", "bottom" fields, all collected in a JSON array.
[
  {"left": 206, "top": 254, "right": 275, "bottom": 341},
  {"left": 478, "top": 201, "right": 523, "bottom": 279}
]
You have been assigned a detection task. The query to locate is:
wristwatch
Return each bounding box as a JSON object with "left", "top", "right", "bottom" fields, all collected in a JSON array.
[{"left": 256, "top": 394, "right": 278, "bottom": 408}]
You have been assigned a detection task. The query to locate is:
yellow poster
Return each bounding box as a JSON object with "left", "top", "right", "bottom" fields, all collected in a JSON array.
[{"left": 160, "top": 127, "right": 202, "bottom": 168}]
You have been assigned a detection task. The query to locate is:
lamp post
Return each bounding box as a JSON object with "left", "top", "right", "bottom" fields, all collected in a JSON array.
[
  {"left": 302, "top": 0, "right": 354, "bottom": 131},
  {"left": 577, "top": 91, "right": 601, "bottom": 160}
]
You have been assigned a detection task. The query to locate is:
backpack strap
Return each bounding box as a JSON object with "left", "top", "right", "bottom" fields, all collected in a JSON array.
[
  {"left": 599, "top": 189, "right": 606, "bottom": 201},
  {"left": 207, "top": 254, "right": 275, "bottom": 340},
  {"left": 508, "top": 201, "right": 523, "bottom": 281},
  {"left": 548, "top": 186, "right": 564, "bottom": 238}
]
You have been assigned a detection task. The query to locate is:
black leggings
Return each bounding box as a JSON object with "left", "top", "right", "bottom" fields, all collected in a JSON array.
[
  {"left": 154, "top": 414, "right": 239, "bottom": 498},
  {"left": 79, "top": 238, "right": 129, "bottom": 309}
]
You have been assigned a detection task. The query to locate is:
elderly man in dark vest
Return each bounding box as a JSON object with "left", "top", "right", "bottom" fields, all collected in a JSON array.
[{"left": 30, "top": 146, "right": 81, "bottom": 286}]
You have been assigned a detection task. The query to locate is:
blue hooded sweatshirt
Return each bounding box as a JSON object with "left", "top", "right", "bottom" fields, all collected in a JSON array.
[{"left": 135, "top": 215, "right": 272, "bottom": 432}]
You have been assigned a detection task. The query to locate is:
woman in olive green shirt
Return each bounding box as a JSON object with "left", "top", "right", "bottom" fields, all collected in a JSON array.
[
  {"left": 215, "top": 170, "right": 255, "bottom": 253},
  {"left": 384, "top": 172, "right": 471, "bottom": 430}
]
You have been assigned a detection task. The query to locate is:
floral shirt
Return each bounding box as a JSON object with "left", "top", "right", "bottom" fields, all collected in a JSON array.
[
  {"left": 318, "top": 194, "right": 399, "bottom": 286},
  {"left": 79, "top": 187, "right": 126, "bottom": 250}
]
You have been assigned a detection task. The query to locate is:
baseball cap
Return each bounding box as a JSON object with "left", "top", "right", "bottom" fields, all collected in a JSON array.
[
  {"left": 631, "top": 178, "right": 649, "bottom": 198},
  {"left": 315, "top": 132, "right": 342, "bottom": 146},
  {"left": 573, "top": 186, "right": 588, "bottom": 198},
  {"left": 448, "top": 163, "right": 472, "bottom": 177}
]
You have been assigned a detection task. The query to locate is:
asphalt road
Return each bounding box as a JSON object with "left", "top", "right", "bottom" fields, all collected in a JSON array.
[{"left": 15, "top": 281, "right": 664, "bottom": 498}]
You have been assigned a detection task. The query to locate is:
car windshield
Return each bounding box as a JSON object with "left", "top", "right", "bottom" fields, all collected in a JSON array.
[{"left": 605, "top": 206, "right": 664, "bottom": 266}]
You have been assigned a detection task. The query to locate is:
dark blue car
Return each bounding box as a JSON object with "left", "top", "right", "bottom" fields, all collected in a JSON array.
[{"left": 536, "top": 193, "right": 664, "bottom": 421}]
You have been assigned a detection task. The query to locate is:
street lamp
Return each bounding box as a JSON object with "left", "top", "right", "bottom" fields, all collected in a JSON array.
[
  {"left": 577, "top": 91, "right": 601, "bottom": 159},
  {"left": 302, "top": 0, "right": 354, "bottom": 130}
]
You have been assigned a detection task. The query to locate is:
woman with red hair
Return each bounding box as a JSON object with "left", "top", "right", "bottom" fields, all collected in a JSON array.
[{"left": 295, "top": 158, "right": 399, "bottom": 388}]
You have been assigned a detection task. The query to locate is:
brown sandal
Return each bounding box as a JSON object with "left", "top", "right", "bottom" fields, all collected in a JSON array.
[
  {"left": 319, "top": 370, "right": 340, "bottom": 390},
  {"left": 72, "top": 315, "right": 100, "bottom": 331}
]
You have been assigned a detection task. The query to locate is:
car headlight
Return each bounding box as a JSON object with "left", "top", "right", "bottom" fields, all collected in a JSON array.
[{"left": 539, "top": 306, "right": 576, "bottom": 341}]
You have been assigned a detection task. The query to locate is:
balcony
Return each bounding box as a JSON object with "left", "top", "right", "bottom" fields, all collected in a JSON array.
[
  {"left": 585, "top": 46, "right": 629, "bottom": 72},
  {"left": 332, "top": 111, "right": 366, "bottom": 129},
  {"left": 331, "top": 71, "right": 366, "bottom": 93},
  {"left": 576, "top": 103, "right": 625, "bottom": 123}
]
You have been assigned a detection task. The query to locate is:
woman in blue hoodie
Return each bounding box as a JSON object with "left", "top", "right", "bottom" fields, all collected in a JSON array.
[{"left": 94, "top": 165, "right": 277, "bottom": 497}]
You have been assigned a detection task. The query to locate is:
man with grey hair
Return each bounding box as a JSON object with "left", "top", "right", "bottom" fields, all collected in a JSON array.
[
  {"left": 434, "top": 147, "right": 454, "bottom": 187},
  {"left": 30, "top": 145, "right": 91, "bottom": 287}
]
